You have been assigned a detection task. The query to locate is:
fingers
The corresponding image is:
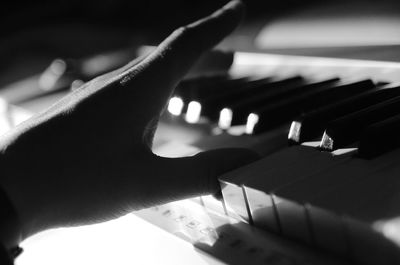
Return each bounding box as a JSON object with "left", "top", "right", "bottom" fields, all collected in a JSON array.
[
  {"left": 118, "top": 0, "right": 244, "bottom": 112},
  {"left": 154, "top": 148, "right": 260, "bottom": 200}
]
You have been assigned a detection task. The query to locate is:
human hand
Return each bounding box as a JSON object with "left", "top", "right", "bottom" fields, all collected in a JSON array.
[{"left": 0, "top": 0, "right": 259, "bottom": 240}]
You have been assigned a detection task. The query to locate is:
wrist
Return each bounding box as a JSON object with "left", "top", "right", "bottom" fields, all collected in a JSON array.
[
  {"left": 0, "top": 148, "right": 25, "bottom": 246},
  {"left": 0, "top": 178, "right": 23, "bottom": 260}
]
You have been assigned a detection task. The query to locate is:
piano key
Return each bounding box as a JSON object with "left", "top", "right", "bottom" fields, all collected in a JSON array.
[
  {"left": 175, "top": 75, "right": 248, "bottom": 102},
  {"left": 200, "top": 194, "right": 227, "bottom": 216},
  {"left": 242, "top": 149, "right": 326, "bottom": 234},
  {"left": 358, "top": 114, "right": 400, "bottom": 159},
  {"left": 194, "top": 76, "right": 272, "bottom": 101},
  {"left": 219, "top": 146, "right": 317, "bottom": 224},
  {"left": 252, "top": 79, "right": 376, "bottom": 134},
  {"left": 230, "top": 78, "right": 340, "bottom": 125},
  {"left": 288, "top": 83, "right": 400, "bottom": 144},
  {"left": 320, "top": 95, "right": 400, "bottom": 151},
  {"left": 201, "top": 76, "right": 304, "bottom": 119},
  {"left": 184, "top": 128, "right": 291, "bottom": 216},
  {"left": 305, "top": 205, "right": 349, "bottom": 257},
  {"left": 344, "top": 176, "right": 400, "bottom": 265},
  {"left": 306, "top": 158, "right": 400, "bottom": 265},
  {"left": 296, "top": 150, "right": 400, "bottom": 264},
  {"left": 270, "top": 151, "right": 398, "bottom": 255},
  {"left": 243, "top": 150, "right": 351, "bottom": 242},
  {"left": 182, "top": 76, "right": 270, "bottom": 118}
]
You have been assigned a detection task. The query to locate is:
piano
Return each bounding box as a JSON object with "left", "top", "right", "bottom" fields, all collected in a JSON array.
[
  {"left": 148, "top": 53, "right": 400, "bottom": 265},
  {"left": 2, "top": 1, "right": 400, "bottom": 264}
]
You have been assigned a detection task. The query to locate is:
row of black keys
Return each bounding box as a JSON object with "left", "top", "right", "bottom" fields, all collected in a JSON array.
[{"left": 174, "top": 75, "right": 400, "bottom": 159}]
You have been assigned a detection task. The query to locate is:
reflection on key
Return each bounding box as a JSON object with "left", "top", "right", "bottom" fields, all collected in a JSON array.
[
  {"left": 202, "top": 76, "right": 302, "bottom": 120},
  {"left": 320, "top": 96, "right": 400, "bottom": 151},
  {"left": 245, "top": 113, "right": 259, "bottom": 135},
  {"left": 218, "top": 108, "right": 233, "bottom": 130},
  {"left": 185, "top": 101, "right": 202, "bottom": 124},
  {"left": 288, "top": 83, "right": 400, "bottom": 144},
  {"left": 167, "top": 97, "right": 184, "bottom": 116}
]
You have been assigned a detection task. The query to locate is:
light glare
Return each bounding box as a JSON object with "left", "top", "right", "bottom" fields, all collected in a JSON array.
[
  {"left": 185, "top": 101, "right": 201, "bottom": 123},
  {"left": 218, "top": 108, "right": 233, "bottom": 129},
  {"left": 245, "top": 113, "right": 259, "bottom": 134},
  {"left": 167, "top": 97, "right": 184, "bottom": 116}
]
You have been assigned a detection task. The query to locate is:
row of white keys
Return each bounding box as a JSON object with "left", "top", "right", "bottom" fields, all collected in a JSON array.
[
  {"left": 303, "top": 149, "right": 400, "bottom": 265},
  {"left": 243, "top": 148, "right": 351, "bottom": 238},
  {"left": 271, "top": 149, "right": 397, "bottom": 256},
  {"left": 220, "top": 146, "right": 318, "bottom": 224}
]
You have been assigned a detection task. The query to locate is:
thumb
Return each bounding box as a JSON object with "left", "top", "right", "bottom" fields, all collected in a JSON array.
[{"left": 157, "top": 148, "right": 260, "bottom": 199}]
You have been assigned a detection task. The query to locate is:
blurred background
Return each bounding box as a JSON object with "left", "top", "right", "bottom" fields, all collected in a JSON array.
[{"left": 0, "top": 0, "right": 399, "bottom": 120}]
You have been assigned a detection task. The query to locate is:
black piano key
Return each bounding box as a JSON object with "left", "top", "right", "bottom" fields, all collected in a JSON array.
[
  {"left": 288, "top": 83, "right": 400, "bottom": 144},
  {"left": 320, "top": 96, "right": 400, "bottom": 151},
  {"left": 174, "top": 75, "right": 249, "bottom": 102},
  {"left": 186, "top": 76, "right": 272, "bottom": 117},
  {"left": 230, "top": 78, "right": 340, "bottom": 125},
  {"left": 201, "top": 76, "right": 304, "bottom": 119},
  {"left": 252, "top": 80, "right": 376, "bottom": 134},
  {"left": 358, "top": 114, "right": 400, "bottom": 159}
]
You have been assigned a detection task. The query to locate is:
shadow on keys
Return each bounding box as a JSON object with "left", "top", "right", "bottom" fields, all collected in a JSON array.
[{"left": 193, "top": 221, "right": 349, "bottom": 265}]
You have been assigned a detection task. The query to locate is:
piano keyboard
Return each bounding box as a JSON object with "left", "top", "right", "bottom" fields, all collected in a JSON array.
[
  {"left": 3, "top": 51, "right": 400, "bottom": 265},
  {"left": 157, "top": 53, "right": 400, "bottom": 265}
]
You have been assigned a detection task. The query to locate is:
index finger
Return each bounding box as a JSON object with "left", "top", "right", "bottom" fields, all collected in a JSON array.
[{"left": 119, "top": 0, "right": 244, "bottom": 105}]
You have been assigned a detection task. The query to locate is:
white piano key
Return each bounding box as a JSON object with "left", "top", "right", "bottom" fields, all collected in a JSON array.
[
  {"left": 306, "top": 205, "right": 349, "bottom": 256},
  {"left": 273, "top": 196, "right": 312, "bottom": 244},
  {"left": 345, "top": 216, "right": 400, "bottom": 265},
  {"left": 220, "top": 146, "right": 317, "bottom": 226},
  {"left": 245, "top": 187, "right": 279, "bottom": 232},
  {"left": 304, "top": 150, "right": 400, "bottom": 264},
  {"left": 201, "top": 195, "right": 227, "bottom": 216},
  {"left": 244, "top": 148, "right": 343, "bottom": 234}
]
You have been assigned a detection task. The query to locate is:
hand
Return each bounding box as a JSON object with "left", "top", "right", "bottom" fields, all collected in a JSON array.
[{"left": 0, "top": 0, "right": 259, "bottom": 240}]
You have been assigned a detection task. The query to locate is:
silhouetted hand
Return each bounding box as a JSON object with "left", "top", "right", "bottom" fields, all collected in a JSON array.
[{"left": 0, "top": 0, "right": 258, "bottom": 241}]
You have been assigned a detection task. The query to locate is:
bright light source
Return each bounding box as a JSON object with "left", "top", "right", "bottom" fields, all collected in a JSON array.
[
  {"left": 185, "top": 101, "right": 201, "bottom": 123},
  {"left": 218, "top": 108, "right": 232, "bottom": 129},
  {"left": 167, "top": 97, "right": 184, "bottom": 116},
  {"left": 245, "top": 113, "right": 259, "bottom": 134}
]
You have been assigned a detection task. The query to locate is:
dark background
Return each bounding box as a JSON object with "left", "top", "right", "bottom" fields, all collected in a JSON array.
[{"left": 0, "top": 0, "right": 399, "bottom": 83}]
